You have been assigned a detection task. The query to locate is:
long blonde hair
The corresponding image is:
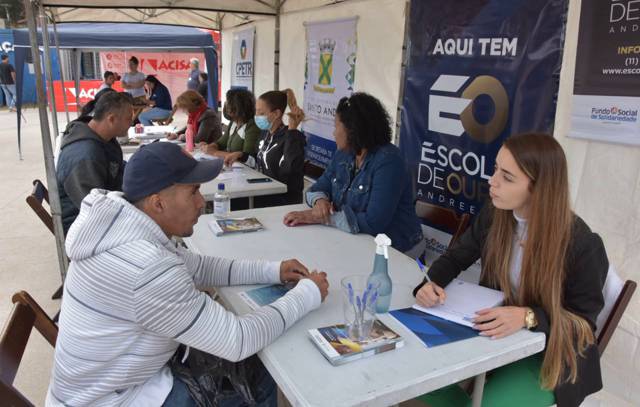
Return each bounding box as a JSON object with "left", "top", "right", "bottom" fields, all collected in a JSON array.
[{"left": 482, "top": 133, "right": 594, "bottom": 389}]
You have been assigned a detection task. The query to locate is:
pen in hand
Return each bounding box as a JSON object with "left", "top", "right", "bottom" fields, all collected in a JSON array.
[
  {"left": 415, "top": 257, "right": 445, "bottom": 305},
  {"left": 415, "top": 257, "right": 431, "bottom": 283}
]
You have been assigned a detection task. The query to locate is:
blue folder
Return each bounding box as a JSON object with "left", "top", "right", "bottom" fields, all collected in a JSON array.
[{"left": 389, "top": 307, "right": 478, "bottom": 347}]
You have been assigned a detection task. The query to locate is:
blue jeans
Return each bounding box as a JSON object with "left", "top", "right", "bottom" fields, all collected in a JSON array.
[
  {"left": 162, "top": 368, "right": 277, "bottom": 407},
  {"left": 139, "top": 107, "right": 172, "bottom": 126},
  {"left": 1, "top": 84, "right": 16, "bottom": 109},
  {"left": 163, "top": 375, "right": 197, "bottom": 407}
]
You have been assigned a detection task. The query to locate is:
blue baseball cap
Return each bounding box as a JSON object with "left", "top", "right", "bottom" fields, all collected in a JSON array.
[{"left": 123, "top": 142, "right": 223, "bottom": 202}]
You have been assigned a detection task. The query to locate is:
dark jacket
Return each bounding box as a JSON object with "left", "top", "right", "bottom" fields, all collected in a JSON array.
[
  {"left": 307, "top": 144, "right": 423, "bottom": 252},
  {"left": 177, "top": 109, "right": 223, "bottom": 144},
  {"left": 412, "top": 205, "right": 608, "bottom": 407},
  {"left": 56, "top": 121, "right": 125, "bottom": 234},
  {"left": 254, "top": 125, "right": 306, "bottom": 207},
  {"left": 149, "top": 83, "right": 172, "bottom": 111},
  {"left": 197, "top": 81, "right": 208, "bottom": 101}
]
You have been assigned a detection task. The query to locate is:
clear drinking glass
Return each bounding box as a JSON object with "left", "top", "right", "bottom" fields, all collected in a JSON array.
[{"left": 341, "top": 275, "right": 379, "bottom": 341}]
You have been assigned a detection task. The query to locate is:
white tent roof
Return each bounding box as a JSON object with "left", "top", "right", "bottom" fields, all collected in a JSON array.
[{"left": 40, "top": 0, "right": 341, "bottom": 29}]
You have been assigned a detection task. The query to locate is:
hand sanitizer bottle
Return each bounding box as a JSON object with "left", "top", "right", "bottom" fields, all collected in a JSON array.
[{"left": 367, "top": 234, "right": 392, "bottom": 313}]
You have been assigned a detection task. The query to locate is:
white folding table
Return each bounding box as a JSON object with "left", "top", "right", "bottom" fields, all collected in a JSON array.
[{"left": 184, "top": 204, "right": 546, "bottom": 407}]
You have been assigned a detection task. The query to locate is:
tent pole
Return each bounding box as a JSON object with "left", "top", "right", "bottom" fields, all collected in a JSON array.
[
  {"left": 39, "top": 4, "right": 60, "bottom": 140},
  {"left": 72, "top": 49, "right": 81, "bottom": 117},
  {"left": 51, "top": 15, "right": 71, "bottom": 124},
  {"left": 394, "top": 0, "right": 411, "bottom": 145},
  {"left": 274, "top": 0, "right": 281, "bottom": 90},
  {"left": 23, "top": 0, "right": 69, "bottom": 283}
]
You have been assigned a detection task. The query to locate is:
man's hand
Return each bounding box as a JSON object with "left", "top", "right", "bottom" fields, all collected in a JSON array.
[
  {"left": 166, "top": 132, "right": 178, "bottom": 140},
  {"left": 306, "top": 271, "right": 329, "bottom": 302},
  {"left": 280, "top": 259, "right": 310, "bottom": 284},
  {"left": 473, "top": 306, "right": 527, "bottom": 339},
  {"left": 415, "top": 282, "right": 446, "bottom": 307},
  {"left": 311, "top": 198, "right": 333, "bottom": 225}
]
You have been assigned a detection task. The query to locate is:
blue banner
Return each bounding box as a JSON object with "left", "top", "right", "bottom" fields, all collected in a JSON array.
[
  {"left": 0, "top": 29, "right": 52, "bottom": 106},
  {"left": 398, "top": 0, "right": 567, "bottom": 216}
]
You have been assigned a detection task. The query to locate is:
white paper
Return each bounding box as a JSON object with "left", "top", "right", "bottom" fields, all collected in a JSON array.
[
  {"left": 413, "top": 278, "right": 504, "bottom": 327},
  {"left": 191, "top": 151, "right": 217, "bottom": 161}
]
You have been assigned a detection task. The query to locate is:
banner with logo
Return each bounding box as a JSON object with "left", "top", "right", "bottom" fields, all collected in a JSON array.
[
  {"left": 569, "top": 0, "right": 640, "bottom": 145},
  {"left": 49, "top": 80, "right": 124, "bottom": 112},
  {"left": 399, "top": 0, "right": 566, "bottom": 218},
  {"left": 231, "top": 27, "right": 255, "bottom": 91},
  {"left": 303, "top": 17, "right": 358, "bottom": 167},
  {"left": 1, "top": 28, "right": 40, "bottom": 105},
  {"left": 100, "top": 51, "right": 206, "bottom": 103}
]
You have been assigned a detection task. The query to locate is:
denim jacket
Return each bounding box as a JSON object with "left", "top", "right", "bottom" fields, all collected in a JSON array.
[{"left": 306, "top": 143, "right": 423, "bottom": 252}]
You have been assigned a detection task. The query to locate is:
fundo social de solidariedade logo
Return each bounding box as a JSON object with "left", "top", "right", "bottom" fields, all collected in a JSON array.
[
  {"left": 417, "top": 38, "right": 515, "bottom": 215},
  {"left": 590, "top": 106, "right": 639, "bottom": 123}
]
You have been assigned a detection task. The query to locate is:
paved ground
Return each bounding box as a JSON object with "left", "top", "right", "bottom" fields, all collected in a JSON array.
[{"left": 0, "top": 107, "right": 633, "bottom": 406}]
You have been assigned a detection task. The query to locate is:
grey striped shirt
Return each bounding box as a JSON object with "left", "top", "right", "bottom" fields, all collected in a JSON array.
[{"left": 46, "top": 190, "right": 321, "bottom": 406}]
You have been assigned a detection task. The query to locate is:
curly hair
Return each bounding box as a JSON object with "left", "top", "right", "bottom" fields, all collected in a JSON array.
[
  {"left": 225, "top": 88, "right": 256, "bottom": 123},
  {"left": 336, "top": 92, "right": 391, "bottom": 154}
]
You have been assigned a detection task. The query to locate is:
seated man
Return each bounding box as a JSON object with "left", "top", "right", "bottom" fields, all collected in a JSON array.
[
  {"left": 46, "top": 142, "right": 329, "bottom": 406},
  {"left": 55, "top": 91, "right": 133, "bottom": 234}
]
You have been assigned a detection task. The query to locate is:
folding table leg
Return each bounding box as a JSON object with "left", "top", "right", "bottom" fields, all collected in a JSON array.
[{"left": 471, "top": 372, "right": 486, "bottom": 407}]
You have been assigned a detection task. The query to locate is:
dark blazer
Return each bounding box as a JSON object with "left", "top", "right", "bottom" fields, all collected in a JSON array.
[{"left": 413, "top": 205, "right": 608, "bottom": 407}]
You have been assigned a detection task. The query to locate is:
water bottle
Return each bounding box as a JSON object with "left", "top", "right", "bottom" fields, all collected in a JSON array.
[
  {"left": 213, "top": 183, "right": 230, "bottom": 218},
  {"left": 185, "top": 126, "right": 195, "bottom": 152},
  {"left": 366, "top": 234, "right": 393, "bottom": 313}
]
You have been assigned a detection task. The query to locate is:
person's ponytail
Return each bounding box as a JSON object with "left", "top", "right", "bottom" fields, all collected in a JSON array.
[{"left": 283, "top": 88, "right": 305, "bottom": 124}]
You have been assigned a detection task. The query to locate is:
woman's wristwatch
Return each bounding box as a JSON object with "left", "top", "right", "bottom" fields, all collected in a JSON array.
[{"left": 524, "top": 307, "right": 538, "bottom": 329}]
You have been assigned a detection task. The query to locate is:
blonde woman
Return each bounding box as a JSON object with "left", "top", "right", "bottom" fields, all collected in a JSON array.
[
  {"left": 414, "top": 133, "right": 607, "bottom": 407},
  {"left": 167, "top": 90, "right": 222, "bottom": 144}
]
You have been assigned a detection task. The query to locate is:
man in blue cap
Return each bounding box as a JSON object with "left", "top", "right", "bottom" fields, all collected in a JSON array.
[{"left": 46, "top": 142, "right": 329, "bottom": 407}]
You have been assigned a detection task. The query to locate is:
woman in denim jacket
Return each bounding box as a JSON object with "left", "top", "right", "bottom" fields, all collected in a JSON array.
[{"left": 284, "top": 92, "right": 424, "bottom": 255}]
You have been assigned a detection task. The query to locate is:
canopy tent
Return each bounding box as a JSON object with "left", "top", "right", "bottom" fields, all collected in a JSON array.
[
  {"left": 17, "top": 0, "right": 344, "bottom": 287},
  {"left": 12, "top": 22, "right": 219, "bottom": 156},
  {"left": 33, "top": 0, "right": 339, "bottom": 30}
]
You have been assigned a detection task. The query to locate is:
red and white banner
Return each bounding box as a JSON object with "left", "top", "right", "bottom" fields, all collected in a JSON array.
[
  {"left": 48, "top": 80, "right": 124, "bottom": 112},
  {"left": 100, "top": 31, "right": 220, "bottom": 104},
  {"left": 48, "top": 30, "right": 220, "bottom": 112},
  {"left": 100, "top": 51, "right": 205, "bottom": 104}
]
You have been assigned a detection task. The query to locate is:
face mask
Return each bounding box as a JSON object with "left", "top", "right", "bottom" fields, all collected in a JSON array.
[
  {"left": 255, "top": 115, "right": 271, "bottom": 131},
  {"left": 222, "top": 105, "right": 232, "bottom": 121}
]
